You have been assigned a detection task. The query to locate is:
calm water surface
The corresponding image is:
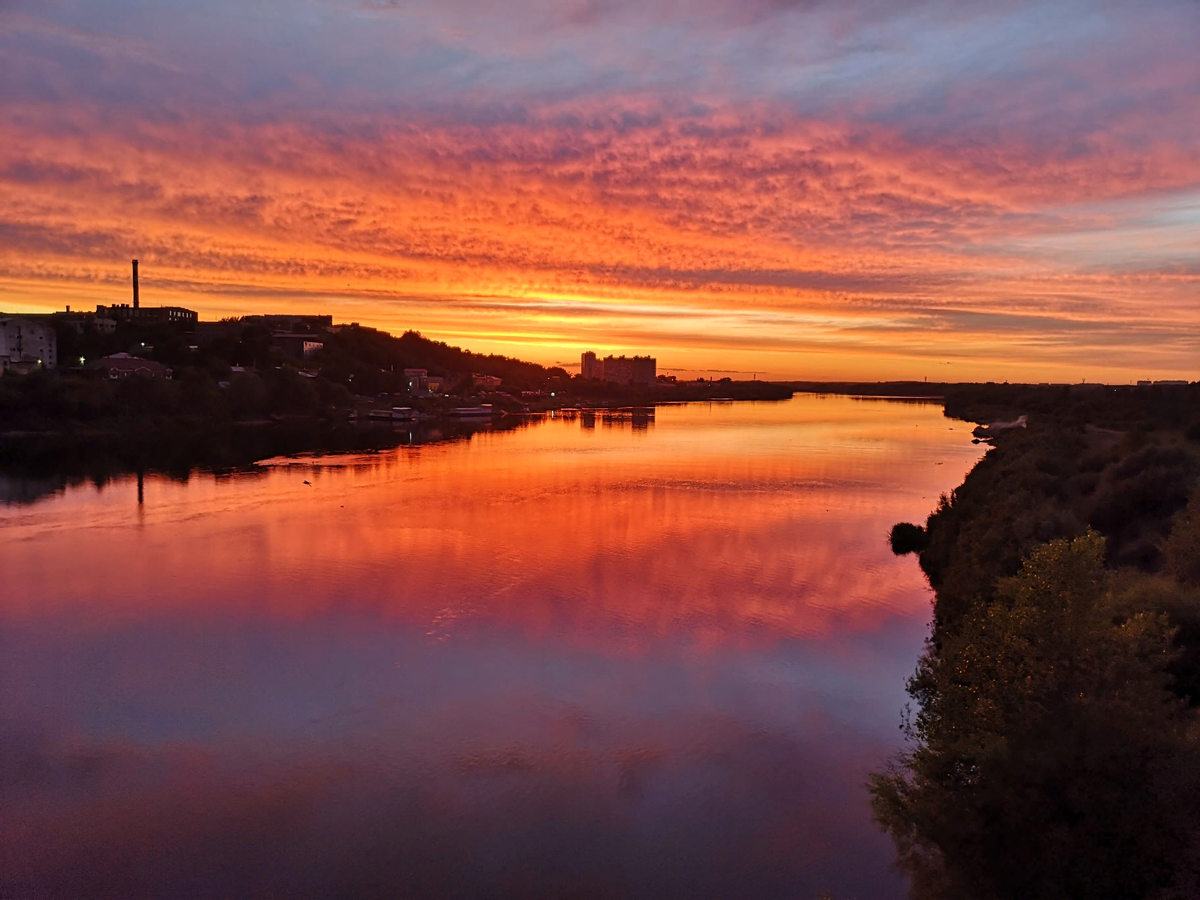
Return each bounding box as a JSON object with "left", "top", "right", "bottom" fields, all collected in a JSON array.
[{"left": 1, "top": 396, "right": 981, "bottom": 899}]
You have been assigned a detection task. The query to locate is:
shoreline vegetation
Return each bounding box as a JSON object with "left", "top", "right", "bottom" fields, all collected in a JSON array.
[
  {"left": 1, "top": 319, "right": 794, "bottom": 434},
  {"left": 2, "top": 338, "right": 1194, "bottom": 511},
  {"left": 875, "top": 381, "right": 1200, "bottom": 899},
  {"left": 0, "top": 320, "right": 792, "bottom": 497}
]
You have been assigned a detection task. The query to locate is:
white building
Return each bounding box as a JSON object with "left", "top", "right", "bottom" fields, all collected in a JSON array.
[{"left": 0, "top": 316, "right": 57, "bottom": 372}]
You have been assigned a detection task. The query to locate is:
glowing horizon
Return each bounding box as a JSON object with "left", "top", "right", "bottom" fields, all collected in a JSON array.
[{"left": 2, "top": 0, "right": 1198, "bottom": 381}]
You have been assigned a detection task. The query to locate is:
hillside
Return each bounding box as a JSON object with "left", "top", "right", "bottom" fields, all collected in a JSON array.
[{"left": 314, "top": 327, "right": 568, "bottom": 395}]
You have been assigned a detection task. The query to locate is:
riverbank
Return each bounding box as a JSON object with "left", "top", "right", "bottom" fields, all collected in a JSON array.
[
  {"left": 0, "top": 383, "right": 795, "bottom": 501},
  {"left": 0, "top": 363, "right": 793, "bottom": 428},
  {"left": 0, "top": 416, "right": 553, "bottom": 505},
  {"left": 872, "top": 381, "right": 1200, "bottom": 898}
]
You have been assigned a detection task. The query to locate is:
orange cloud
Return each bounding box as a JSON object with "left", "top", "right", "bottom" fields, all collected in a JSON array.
[{"left": 1, "top": 0, "right": 1198, "bottom": 379}]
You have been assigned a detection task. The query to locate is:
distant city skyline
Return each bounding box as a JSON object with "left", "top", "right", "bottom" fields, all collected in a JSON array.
[{"left": 2, "top": 1, "right": 1199, "bottom": 382}]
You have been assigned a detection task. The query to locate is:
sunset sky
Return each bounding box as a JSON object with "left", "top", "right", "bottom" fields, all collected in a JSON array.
[{"left": 2, "top": 0, "right": 1198, "bottom": 381}]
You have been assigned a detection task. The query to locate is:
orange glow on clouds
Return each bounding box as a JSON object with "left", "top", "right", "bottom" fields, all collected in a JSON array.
[{"left": 1, "top": 0, "right": 1198, "bottom": 380}]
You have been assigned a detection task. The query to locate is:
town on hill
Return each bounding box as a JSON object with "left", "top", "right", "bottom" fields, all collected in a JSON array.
[{"left": 0, "top": 261, "right": 791, "bottom": 438}]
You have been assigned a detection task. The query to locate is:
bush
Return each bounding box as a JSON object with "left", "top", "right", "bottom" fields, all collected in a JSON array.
[{"left": 889, "top": 522, "right": 929, "bottom": 554}]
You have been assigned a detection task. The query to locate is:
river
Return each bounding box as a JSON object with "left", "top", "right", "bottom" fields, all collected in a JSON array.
[{"left": 0, "top": 395, "right": 982, "bottom": 899}]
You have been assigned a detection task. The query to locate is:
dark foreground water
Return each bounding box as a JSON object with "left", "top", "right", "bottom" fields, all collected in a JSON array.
[{"left": 0, "top": 396, "right": 981, "bottom": 900}]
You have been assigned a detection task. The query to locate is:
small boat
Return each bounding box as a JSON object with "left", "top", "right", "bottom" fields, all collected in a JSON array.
[
  {"left": 448, "top": 405, "right": 496, "bottom": 419},
  {"left": 366, "top": 407, "right": 421, "bottom": 422}
]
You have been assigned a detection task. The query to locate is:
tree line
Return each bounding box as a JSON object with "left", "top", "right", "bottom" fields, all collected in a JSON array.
[{"left": 877, "top": 383, "right": 1200, "bottom": 899}]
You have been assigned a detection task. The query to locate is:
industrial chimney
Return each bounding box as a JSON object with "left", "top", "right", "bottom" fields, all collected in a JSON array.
[{"left": 132, "top": 259, "right": 139, "bottom": 309}]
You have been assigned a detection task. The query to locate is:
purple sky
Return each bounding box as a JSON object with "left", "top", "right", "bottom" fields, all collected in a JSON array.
[{"left": 2, "top": 0, "right": 1198, "bottom": 379}]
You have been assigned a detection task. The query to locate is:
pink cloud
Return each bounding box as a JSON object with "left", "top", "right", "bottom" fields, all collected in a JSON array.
[{"left": 1, "top": 0, "right": 1197, "bottom": 378}]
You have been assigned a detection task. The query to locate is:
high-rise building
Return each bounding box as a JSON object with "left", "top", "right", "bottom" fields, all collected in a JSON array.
[
  {"left": 600, "top": 355, "right": 656, "bottom": 385},
  {"left": 581, "top": 351, "right": 600, "bottom": 379},
  {"left": 579, "top": 351, "right": 656, "bottom": 385}
]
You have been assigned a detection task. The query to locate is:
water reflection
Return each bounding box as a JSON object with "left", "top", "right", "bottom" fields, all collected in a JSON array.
[
  {"left": 0, "top": 397, "right": 981, "bottom": 899},
  {"left": 0, "top": 473, "right": 69, "bottom": 506},
  {"left": 0, "top": 416, "right": 539, "bottom": 508}
]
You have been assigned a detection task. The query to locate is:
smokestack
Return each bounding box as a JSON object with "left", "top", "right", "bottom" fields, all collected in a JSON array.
[{"left": 132, "top": 259, "right": 139, "bottom": 309}]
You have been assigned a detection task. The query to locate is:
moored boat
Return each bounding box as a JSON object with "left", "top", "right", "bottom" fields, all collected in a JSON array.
[
  {"left": 448, "top": 405, "right": 496, "bottom": 419},
  {"left": 366, "top": 407, "right": 422, "bottom": 422}
]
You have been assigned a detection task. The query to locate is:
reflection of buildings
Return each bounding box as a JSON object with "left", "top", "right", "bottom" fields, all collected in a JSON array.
[
  {"left": 0, "top": 473, "right": 68, "bottom": 506},
  {"left": 630, "top": 410, "right": 652, "bottom": 432},
  {"left": 0, "top": 316, "right": 57, "bottom": 372},
  {"left": 574, "top": 407, "right": 653, "bottom": 433},
  {"left": 580, "top": 351, "right": 656, "bottom": 385}
]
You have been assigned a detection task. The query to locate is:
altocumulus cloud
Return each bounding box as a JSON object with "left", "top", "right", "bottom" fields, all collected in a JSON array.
[{"left": 0, "top": 0, "right": 1198, "bottom": 379}]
